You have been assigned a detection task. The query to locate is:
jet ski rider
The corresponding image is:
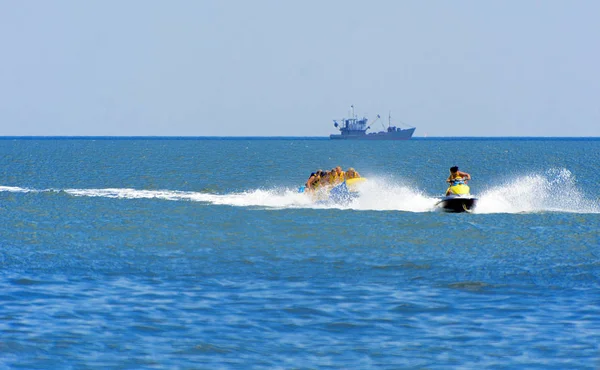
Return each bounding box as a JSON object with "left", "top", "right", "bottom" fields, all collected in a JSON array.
[{"left": 446, "top": 166, "right": 471, "bottom": 196}]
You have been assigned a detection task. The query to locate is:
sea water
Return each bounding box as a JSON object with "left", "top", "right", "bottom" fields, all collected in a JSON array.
[{"left": 0, "top": 138, "right": 598, "bottom": 369}]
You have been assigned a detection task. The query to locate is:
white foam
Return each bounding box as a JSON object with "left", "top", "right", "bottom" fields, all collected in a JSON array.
[
  {"left": 62, "top": 187, "right": 316, "bottom": 209},
  {"left": 474, "top": 168, "right": 600, "bottom": 214},
  {"left": 64, "top": 188, "right": 196, "bottom": 201},
  {"left": 0, "top": 185, "right": 35, "bottom": 193},
  {"left": 340, "top": 178, "right": 438, "bottom": 212}
]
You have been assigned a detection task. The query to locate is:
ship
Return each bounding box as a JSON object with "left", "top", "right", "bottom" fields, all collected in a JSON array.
[{"left": 330, "top": 105, "right": 415, "bottom": 140}]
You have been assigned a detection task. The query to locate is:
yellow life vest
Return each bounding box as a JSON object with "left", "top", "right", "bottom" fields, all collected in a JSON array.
[
  {"left": 447, "top": 177, "right": 469, "bottom": 195},
  {"left": 310, "top": 176, "right": 320, "bottom": 190}
]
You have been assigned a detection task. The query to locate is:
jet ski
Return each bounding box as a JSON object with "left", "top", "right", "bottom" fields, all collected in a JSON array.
[{"left": 436, "top": 179, "right": 477, "bottom": 213}]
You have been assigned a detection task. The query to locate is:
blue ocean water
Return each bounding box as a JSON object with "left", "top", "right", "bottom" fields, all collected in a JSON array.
[{"left": 0, "top": 138, "right": 599, "bottom": 369}]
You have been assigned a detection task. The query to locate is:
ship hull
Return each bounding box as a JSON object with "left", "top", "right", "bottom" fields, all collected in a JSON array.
[{"left": 330, "top": 128, "right": 415, "bottom": 140}]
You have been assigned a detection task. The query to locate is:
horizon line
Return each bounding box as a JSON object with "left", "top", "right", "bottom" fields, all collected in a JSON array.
[{"left": 0, "top": 135, "right": 599, "bottom": 140}]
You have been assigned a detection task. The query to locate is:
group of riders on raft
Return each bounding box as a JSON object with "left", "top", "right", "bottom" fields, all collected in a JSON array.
[{"left": 305, "top": 166, "right": 361, "bottom": 191}]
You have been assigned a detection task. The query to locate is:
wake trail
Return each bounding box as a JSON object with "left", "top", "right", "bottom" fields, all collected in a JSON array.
[{"left": 1, "top": 169, "right": 598, "bottom": 213}]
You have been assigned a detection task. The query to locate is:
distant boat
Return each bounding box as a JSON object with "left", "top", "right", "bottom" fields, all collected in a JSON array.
[{"left": 330, "top": 105, "right": 415, "bottom": 140}]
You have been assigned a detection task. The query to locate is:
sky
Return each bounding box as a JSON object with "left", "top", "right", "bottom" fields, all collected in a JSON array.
[{"left": 0, "top": 1, "right": 599, "bottom": 137}]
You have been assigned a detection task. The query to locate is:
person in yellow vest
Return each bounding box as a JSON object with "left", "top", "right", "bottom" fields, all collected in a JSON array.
[
  {"left": 328, "top": 168, "right": 340, "bottom": 185},
  {"left": 345, "top": 169, "right": 353, "bottom": 180},
  {"left": 335, "top": 166, "right": 345, "bottom": 183},
  {"left": 305, "top": 172, "right": 317, "bottom": 190},
  {"left": 446, "top": 166, "right": 471, "bottom": 195},
  {"left": 306, "top": 170, "right": 323, "bottom": 191},
  {"left": 322, "top": 170, "right": 335, "bottom": 186},
  {"left": 345, "top": 168, "right": 360, "bottom": 179}
]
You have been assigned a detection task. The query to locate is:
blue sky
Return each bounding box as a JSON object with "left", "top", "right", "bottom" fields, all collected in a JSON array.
[{"left": 1, "top": 1, "right": 598, "bottom": 136}]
